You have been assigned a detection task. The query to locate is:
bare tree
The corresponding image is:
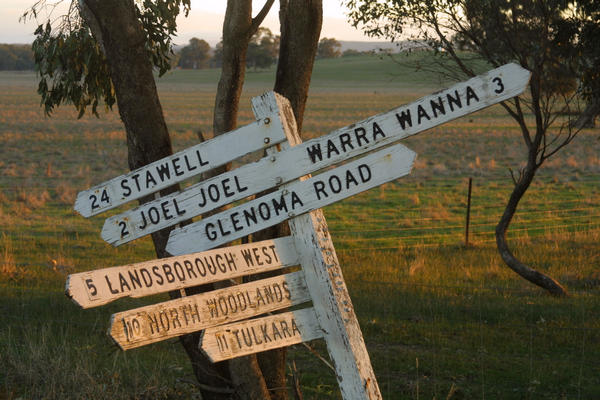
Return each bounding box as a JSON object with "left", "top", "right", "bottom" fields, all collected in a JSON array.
[{"left": 347, "top": 0, "right": 600, "bottom": 296}]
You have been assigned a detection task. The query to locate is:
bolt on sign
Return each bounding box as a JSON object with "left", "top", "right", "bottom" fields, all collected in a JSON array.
[{"left": 67, "top": 64, "right": 530, "bottom": 399}]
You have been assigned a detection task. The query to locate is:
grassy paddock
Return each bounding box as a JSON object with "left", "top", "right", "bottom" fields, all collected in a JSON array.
[{"left": 1, "top": 54, "right": 599, "bottom": 399}]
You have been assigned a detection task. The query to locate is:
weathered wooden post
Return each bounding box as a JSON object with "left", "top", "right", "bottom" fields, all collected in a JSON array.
[{"left": 251, "top": 92, "right": 383, "bottom": 398}]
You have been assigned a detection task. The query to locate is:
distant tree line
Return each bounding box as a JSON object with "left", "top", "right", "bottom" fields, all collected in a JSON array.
[
  {"left": 175, "top": 32, "right": 347, "bottom": 70},
  {"left": 1, "top": 36, "right": 362, "bottom": 72},
  {"left": 0, "top": 44, "right": 35, "bottom": 70}
]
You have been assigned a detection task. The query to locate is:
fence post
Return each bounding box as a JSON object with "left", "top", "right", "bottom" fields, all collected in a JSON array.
[{"left": 465, "top": 177, "right": 473, "bottom": 246}]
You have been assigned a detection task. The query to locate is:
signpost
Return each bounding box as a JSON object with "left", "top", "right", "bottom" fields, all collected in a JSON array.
[
  {"left": 99, "top": 63, "right": 530, "bottom": 246},
  {"left": 68, "top": 64, "right": 531, "bottom": 399}
]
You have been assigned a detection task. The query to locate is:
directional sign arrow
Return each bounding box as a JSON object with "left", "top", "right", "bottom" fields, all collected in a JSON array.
[
  {"left": 102, "top": 63, "right": 530, "bottom": 247},
  {"left": 166, "top": 143, "right": 416, "bottom": 255},
  {"left": 66, "top": 236, "right": 299, "bottom": 309},
  {"left": 109, "top": 271, "right": 310, "bottom": 350},
  {"left": 74, "top": 114, "right": 286, "bottom": 217},
  {"left": 200, "top": 308, "right": 323, "bottom": 362}
]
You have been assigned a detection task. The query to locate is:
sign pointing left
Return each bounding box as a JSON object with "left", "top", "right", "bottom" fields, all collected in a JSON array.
[
  {"left": 73, "top": 116, "right": 286, "bottom": 217},
  {"left": 200, "top": 308, "right": 323, "bottom": 362},
  {"left": 109, "top": 271, "right": 310, "bottom": 350},
  {"left": 66, "top": 236, "right": 299, "bottom": 308}
]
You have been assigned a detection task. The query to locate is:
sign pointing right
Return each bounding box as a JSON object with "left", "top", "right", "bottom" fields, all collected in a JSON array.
[
  {"left": 101, "top": 63, "right": 530, "bottom": 247},
  {"left": 166, "top": 143, "right": 416, "bottom": 255}
]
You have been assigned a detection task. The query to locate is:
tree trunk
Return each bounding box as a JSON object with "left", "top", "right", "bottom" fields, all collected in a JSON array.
[
  {"left": 250, "top": 3, "right": 323, "bottom": 399},
  {"left": 572, "top": 96, "right": 600, "bottom": 129},
  {"left": 81, "top": 0, "right": 176, "bottom": 256},
  {"left": 495, "top": 155, "right": 568, "bottom": 296},
  {"left": 206, "top": 1, "right": 277, "bottom": 398},
  {"left": 80, "top": 1, "right": 246, "bottom": 398},
  {"left": 275, "top": 0, "right": 323, "bottom": 134}
]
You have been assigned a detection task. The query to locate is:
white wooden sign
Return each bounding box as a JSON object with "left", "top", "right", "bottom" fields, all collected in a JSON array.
[
  {"left": 166, "top": 143, "right": 416, "bottom": 255},
  {"left": 109, "top": 271, "right": 310, "bottom": 350},
  {"left": 200, "top": 308, "right": 323, "bottom": 362},
  {"left": 100, "top": 63, "right": 530, "bottom": 246},
  {"left": 74, "top": 115, "right": 286, "bottom": 217},
  {"left": 66, "top": 237, "right": 299, "bottom": 308}
]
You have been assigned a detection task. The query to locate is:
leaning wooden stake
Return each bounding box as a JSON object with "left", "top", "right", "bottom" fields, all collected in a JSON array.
[{"left": 253, "top": 92, "right": 382, "bottom": 399}]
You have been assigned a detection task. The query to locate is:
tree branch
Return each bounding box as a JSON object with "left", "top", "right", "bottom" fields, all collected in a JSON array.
[{"left": 250, "top": 0, "right": 275, "bottom": 36}]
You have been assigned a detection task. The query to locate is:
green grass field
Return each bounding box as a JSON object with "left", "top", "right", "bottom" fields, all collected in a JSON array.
[{"left": 1, "top": 53, "right": 599, "bottom": 399}]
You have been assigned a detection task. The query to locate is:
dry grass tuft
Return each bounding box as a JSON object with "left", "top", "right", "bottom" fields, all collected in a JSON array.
[
  {"left": 423, "top": 201, "right": 451, "bottom": 221},
  {"left": 54, "top": 181, "right": 76, "bottom": 205},
  {"left": 409, "top": 253, "right": 425, "bottom": 276},
  {"left": 1, "top": 234, "right": 17, "bottom": 280},
  {"left": 16, "top": 188, "right": 50, "bottom": 209},
  {"left": 409, "top": 193, "right": 421, "bottom": 206},
  {"left": 565, "top": 155, "right": 579, "bottom": 169}
]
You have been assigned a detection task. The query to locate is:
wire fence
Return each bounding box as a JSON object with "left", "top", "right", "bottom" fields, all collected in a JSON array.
[{"left": 1, "top": 173, "right": 599, "bottom": 398}]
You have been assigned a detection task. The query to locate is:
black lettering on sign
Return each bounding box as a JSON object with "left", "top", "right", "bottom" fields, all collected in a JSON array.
[
  {"left": 396, "top": 109, "right": 412, "bottom": 130},
  {"left": 172, "top": 157, "right": 183, "bottom": 176},
  {"left": 354, "top": 127, "right": 368, "bottom": 146},
  {"left": 119, "top": 221, "right": 129, "bottom": 238},
  {"left": 137, "top": 199, "right": 187, "bottom": 231},
  {"left": 417, "top": 104, "right": 431, "bottom": 124},
  {"left": 156, "top": 162, "right": 170, "bottom": 182},
  {"left": 466, "top": 85, "right": 480, "bottom": 105},
  {"left": 131, "top": 174, "right": 142, "bottom": 191},
  {"left": 89, "top": 189, "right": 110, "bottom": 211},
  {"left": 152, "top": 265, "right": 165, "bottom": 285},
  {"left": 198, "top": 176, "right": 248, "bottom": 208},
  {"left": 205, "top": 191, "right": 305, "bottom": 242},
  {"left": 492, "top": 77, "right": 504, "bottom": 94},
  {"left": 205, "top": 223, "right": 217, "bottom": 240},
  {"left": 119, "top": 273, "right": 131, "bottom": 292},
  {"left": 85, "top": 278, "right": 97, "bottom": 296},
  {"left": 312, "top": 164, "right": 372, "bottom": 200},
  {"left": 105, "top": 275, "right": 119, "bottom": 294},
  {"left": 183, "top": 154, "right": 197, "bottom": 172},
  {"left": 430, "top": 97, "right": 445, "bottom": 118},
  {"left": 128, "top": 270, "right": 142, "bottom": 290},
  {"left": 216, "top": 334, "right": 229, "bottom": 352},
  {"left": 261, "top": 246, "right": 273, "bottom": 264},
  {"left": 306, "top": 143, "right": 323, "bottom": 163},
  {"left": 140, "top": 268, "right": 153, "bottom": 287},
  {"left": 447, "top": 90, "right": 462, "bottom": 112},
  {"left": 231, "top": 212, "right": 243, "bottom": 231},
  {"left": 121, "top": 180, "right": 132, "bottom": 197},
  {"left": 305, "top": 123, "right": 387, "bottom": 164},
  {"left": 145, "top": 170, "right": 157, "bottom": 188},
  {"left": 89, "top": 194, "right": 98, "bottom": 210}
]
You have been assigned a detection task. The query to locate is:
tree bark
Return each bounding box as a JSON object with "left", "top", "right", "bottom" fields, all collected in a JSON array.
[
  {"left": 495, "top": 148, "right": 568, "bottom": 297},
  {"left": 572, "top": 96, "right": 600, "bottom": 129},
  {"left": 275, "top": 0, "right": 323, "bottom": 135},
  {"left": 207, "top": 1, "right": 277, "bottom": 398},
  {"left": 81, "top": 0, "right": 176, "bottom": 255}
]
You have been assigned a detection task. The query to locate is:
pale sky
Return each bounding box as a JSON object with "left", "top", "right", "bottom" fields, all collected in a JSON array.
[{"left": 1, "top": 0, "right": 378, "bottom": 45}]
